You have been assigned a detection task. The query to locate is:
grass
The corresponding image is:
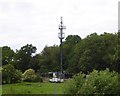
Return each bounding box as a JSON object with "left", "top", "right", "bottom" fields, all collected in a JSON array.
[
  {"left": 2, "top": 82, "right": 66, "bottom": 94},
  {"left": 0, "top": 85, "right": 2, "bottom": 95}
]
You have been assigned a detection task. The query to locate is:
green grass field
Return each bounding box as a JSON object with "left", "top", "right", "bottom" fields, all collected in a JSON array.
[{"left": 2, "top": 82, "right": 66, "bottom": 94}]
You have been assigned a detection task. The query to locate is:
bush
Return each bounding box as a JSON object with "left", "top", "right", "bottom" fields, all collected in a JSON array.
[
  {"left": 12, "top": 70, "right": 22, "bottom": 83},
  {"left": 65, "top": 69, "right": 119, "bottom": 95},
  {"left": 22, "top": 68, "right": 42, "bottom": 82},
  {"left": 64, "top": 73, "right": 86, "bottom": 95},
  {"left": 2, "top": 64, "right": 22, "bottom": 84},
  {"left": 34, "top": 73, "right": 43, "bottom": 82}
]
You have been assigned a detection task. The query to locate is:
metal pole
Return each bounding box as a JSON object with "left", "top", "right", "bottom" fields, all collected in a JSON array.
[
  {"left": 58, "top": 17, "right": 66, "bottom": 79},
  {"left": 60, "top": 30, "right": 63, "bottom": 75}
]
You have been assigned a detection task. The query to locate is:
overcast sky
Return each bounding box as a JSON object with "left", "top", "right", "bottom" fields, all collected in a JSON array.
[{"left": 0, "top": 0, "right": 119, "bottom": 53}]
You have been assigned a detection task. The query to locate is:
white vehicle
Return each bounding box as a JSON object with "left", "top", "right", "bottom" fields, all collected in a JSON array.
[
  {"left": 49, "top": 72, "right": 64, "bottom": 83},
  {"left": 49, "top": 77, "right": 64, "bottom": 83}
]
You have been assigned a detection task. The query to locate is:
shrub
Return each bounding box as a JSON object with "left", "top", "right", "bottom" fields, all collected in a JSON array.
[
  {"left": 65, "top": 69, "right": 119, "bottom": 95},
  {"left": 12, "top": 70, "right": 22, "bottom": 83},
  {"left": 34, "top": 73, "right": 43, "bottom": 82},
  {"left": 64, "top": 73, "right": 86, "bottom": 95},
  {"left": 2, "top": 64, "right": 22, "bottom": 84},
  {"left": 22, "top": 68, "right": 42, "bottom": 82}
]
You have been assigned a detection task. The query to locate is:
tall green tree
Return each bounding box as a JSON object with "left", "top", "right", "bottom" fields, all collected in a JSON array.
[
  {"left": 2, "top": 46, "right": 15, "bottom": 65},
  {"left": 68, "top": 33, "right": 118, "bottom": 74},
  {"left": 15, "top": 44, "right": 37, "bottom": 72},
  {"left": 63, "top": 35, "right": 81, "bottom": 72},
  {"left": 38, "top": 45, "right": 60, "bottom": 73},
  {"left": 115, "top": 32, "right": 120, "bottom": 73}
]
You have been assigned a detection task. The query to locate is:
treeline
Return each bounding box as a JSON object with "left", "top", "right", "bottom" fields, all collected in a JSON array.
[{"left": 2, "top": 32, "right": 119, "bottom": 74}]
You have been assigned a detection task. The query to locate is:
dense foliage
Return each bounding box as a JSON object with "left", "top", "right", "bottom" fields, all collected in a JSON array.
[
  {"left": 15, "top": 44, "right": 37, "bottom": 72},
  {"left": 64, "top": 69, "right": 119, "bottom": 95},
  {"left": 1, "top": 32, "right": 119, "bottom": 83},
  {"left": 2, "top": 46, "right": 15, "bottom": 65},
  {"left": 68, "top": 33, "right": 118, "bottom": 73},
  {"left": 2, "top": 64, "right": 22, "bottom": 84}
]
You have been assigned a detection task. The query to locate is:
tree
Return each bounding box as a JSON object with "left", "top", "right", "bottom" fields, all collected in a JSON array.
[
  {"left": 67, "top": 33, "right": 118, "bottom": 74},
  {"left": 29, "top": 54, "right": 41, "bottom": 71},
  {"left": 2, "top": 46, "right": 15, "bottom": 65},
  {"left": 63, "top": 35, "right": 81, "bottom": 72},
  {"left": 39, "top": 45, "right": 60, "bottom": 73},
  {"left": 15, "top": 44, "right": 37, "bottom": 72},
  {"left": 64, "top": 35, "right": 81, "bottom": 46}
]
